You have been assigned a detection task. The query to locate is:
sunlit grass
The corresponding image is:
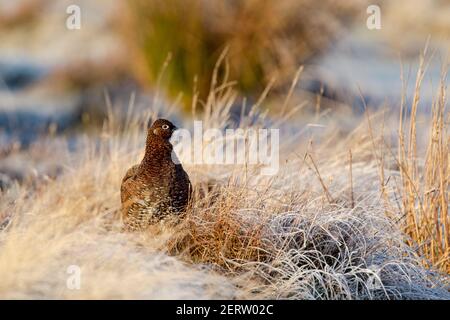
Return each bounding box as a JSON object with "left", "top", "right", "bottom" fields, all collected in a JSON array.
[{"left": 0, "top": 59, "right": 449, "bottom": 299}]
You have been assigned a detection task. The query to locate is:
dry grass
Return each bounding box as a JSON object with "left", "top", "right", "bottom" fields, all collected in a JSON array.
[
  {"left": 395, "top": 49, "right": 449, "bottom": 273},
  {"left": 0, "top": 65, "right": 449, "bottom": 299}
]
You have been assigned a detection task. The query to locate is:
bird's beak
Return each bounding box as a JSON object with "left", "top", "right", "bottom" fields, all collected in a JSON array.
[{"left": 173, "top": 126, "right": 178, "bottom": 131}]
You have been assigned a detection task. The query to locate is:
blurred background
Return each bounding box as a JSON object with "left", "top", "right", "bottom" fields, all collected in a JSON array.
[{"left": 0, "top": 0, "right": 449, "bottom": 188}]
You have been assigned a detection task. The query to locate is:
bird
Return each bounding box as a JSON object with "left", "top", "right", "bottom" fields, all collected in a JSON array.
[{"left": 120, "top": 118, "right": 191, "bottom": 231}]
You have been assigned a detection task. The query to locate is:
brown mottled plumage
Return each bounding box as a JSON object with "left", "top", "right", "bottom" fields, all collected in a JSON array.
[{"left": 121, "top": 119, "right": 191, "bottom": 231}]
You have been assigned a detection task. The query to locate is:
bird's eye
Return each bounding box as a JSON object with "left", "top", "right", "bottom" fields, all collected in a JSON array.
[{"left": 162, "top": 124, "right": 169, "bottom": 130}]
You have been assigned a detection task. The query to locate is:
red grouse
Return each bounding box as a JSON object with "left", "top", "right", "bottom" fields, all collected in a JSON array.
[{"left": 121, "top": 119, "right": 191, "bottom": 231}]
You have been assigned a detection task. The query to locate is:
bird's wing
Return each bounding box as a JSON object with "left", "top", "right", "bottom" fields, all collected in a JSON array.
[
  {"left": 175, "top": 164, "right": 192, "bottom": 199},
  {"left": 122, "top": 165, "right": 139, "bottom": 184},
  {"left": 120, "top": 165, "right": 140, "bottom": 203}
]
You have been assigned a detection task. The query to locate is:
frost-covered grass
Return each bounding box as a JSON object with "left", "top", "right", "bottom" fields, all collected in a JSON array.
[{"left": 0, "top": 65, "right": 449, "bottom": 299}]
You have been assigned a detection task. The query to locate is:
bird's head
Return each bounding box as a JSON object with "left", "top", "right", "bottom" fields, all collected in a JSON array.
[{"left": 148, "top": 118, "right": 178, "bottom": 140}]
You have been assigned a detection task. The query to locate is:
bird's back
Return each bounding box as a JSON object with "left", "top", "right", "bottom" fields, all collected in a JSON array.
[{"left": 120, "top": 157, "right": 191, "bottom": 231}]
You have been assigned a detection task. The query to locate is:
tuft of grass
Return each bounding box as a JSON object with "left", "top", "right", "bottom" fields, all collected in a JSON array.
[{"left": 395, "top": 49, "right": 449, "bottom": 273}]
